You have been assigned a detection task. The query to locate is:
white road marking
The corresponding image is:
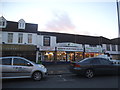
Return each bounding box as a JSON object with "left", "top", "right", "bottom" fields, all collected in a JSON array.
[{"left": 57, "top": 75, "right": 75, "bottom": 82}]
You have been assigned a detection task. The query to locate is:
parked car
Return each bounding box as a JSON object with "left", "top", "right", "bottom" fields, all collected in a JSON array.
[
  {"left": 69, "top": 57, "right": 120, "bottom": 78},
  {"left": 0, "top": 56, "right": 47, "bottom": 81},
  {"left": 110, "top": 60, "right": 120, "bottom": 65}
]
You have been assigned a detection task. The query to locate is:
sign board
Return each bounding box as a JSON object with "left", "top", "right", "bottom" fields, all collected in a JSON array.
[
  {"left": 85, "top": 47, "right": 102, "bottom": 53},
  {"left": 40, "top": 46, "right": 55, "bottom": 51},
  {"left": 2, "top": 44, "right": 37, "bottom": 51},
  {"left": 57, "top": 47, "right": 83, "bottom": 52}
]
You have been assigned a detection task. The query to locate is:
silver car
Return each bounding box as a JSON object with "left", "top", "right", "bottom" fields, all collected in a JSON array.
[{"left": 0, "top": 56, "right": 47, "bottom": 81}]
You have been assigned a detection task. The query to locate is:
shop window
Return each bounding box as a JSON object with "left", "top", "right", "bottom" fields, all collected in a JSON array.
[
  {"left": 75, "top": 52, "right": 83, "bottom": 61},
  {"left": 18, "top": 33, "right": 23, "bottom": 43},
  {"left": 57, "top": 51, "right": 66, "bottom": 61},
  {"left": 44, "top": 52, "right": 54, "bottom": 61},
  {"left": 43, "top": 36, "right": 50, "bottom": 46},
  {"left": 8, "top": 33, "right": 13, "bottom": 43},
  {"left": 112, "top": 45, "right": 116, "bottom": 51},
  {"left": 28, "top": 34, "right": 32, "bottom": 43}
]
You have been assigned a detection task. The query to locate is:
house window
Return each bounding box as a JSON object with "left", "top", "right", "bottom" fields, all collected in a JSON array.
[
  {"left": 112, "top": 45, "right": 116, "bottom": 51},
  {"left": 18, "top": 33, "right": 23, "bottom": 43},
  {"left": 28, "top": 34, "right": 32, "bottom": 43},
  {"left": 0, "top": 16, "right": 7, "bottom": 28},
  {"left": 43, "top": 36, "right": 50, "bottom": 46},
  {"left": 118, "top": 45, "right": 120, "bottom": 51},
  {"left": 106, "top": 44, "right": 110, "bottom": 51},
  {"left": 8, "top": 33, "right": 13, "bottom": 43},
  {"left": 0, "top": 21, "right": 5, "bottom": 26},
  {"left": 89, "top": 44, "right": 97, "bottom": 47},
  {"left": 18, "top": 19, "right": 25, "bottom": 29}
]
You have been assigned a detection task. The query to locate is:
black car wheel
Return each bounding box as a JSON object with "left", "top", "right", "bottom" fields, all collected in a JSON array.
[
  {"left": 85, "top": 69, "right": 94, "bottom": 78},
  {"left": 32, "top": 71, "right": 42, "bottom": 81}
]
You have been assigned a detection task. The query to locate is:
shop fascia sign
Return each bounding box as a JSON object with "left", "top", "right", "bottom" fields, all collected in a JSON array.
[
  {"left": 40, "top": 46, "right": 55, "bottom": 51},
  {"left": 57, "top": 47, "right": 83, "bottom": 52},
  {"left": 85, "top": 47, "right": 102, "bottom": 53},
  {"left": 2, "top": 44, "right": 36, "bottom": 51}
]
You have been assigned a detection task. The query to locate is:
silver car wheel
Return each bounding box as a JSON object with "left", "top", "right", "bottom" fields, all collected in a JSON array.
[
  {"left": 85, "top": 69, "right": 94, "bottom": 78},
  {"left": 32, "top": 72, "right": 42, "bottom": 81}
]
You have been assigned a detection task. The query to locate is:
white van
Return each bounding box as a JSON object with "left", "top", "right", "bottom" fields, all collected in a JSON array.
[{"left": 0, "top": 56, "right": 47, "bottom": 81}]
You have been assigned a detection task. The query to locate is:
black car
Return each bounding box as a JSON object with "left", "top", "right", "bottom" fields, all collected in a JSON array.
[{"left": 69, "top": 57, "right": 120, "bottom": 78}]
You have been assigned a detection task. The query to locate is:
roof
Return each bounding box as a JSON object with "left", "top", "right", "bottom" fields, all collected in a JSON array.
[
  {"left": 1, "top": 21, "right": 38, "bottom": 33},
  {"left": 38, "top": 31, "right": 112, "bottom": 45},
  {"left": 111, "top": 38, "right": 120, "bottom": 45}
]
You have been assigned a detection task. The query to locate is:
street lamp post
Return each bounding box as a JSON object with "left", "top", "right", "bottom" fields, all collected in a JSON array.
[{"left": 116, "top": 0, "right": 120, "bottom": 37}]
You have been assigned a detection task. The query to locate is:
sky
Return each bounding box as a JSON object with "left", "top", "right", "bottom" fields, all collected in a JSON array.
[{"left": 1, "top": 0, "right": 120, "bottom": 39}]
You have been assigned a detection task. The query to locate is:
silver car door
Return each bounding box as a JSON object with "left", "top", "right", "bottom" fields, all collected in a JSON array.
[
  {"left": 12, "top": 58, "right": 33, "bottom": 77},
  {"left": 2, "top": 58, "right": 13, "bottom": 77}
]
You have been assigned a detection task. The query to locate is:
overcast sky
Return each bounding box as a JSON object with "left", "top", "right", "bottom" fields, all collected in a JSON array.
[{"left": 1, "top": 0, "right": 119, "bottom": 39}]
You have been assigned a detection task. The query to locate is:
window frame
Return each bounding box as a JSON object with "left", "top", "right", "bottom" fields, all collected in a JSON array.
[
  {"left": 43, "top": 36, "right": 50, "bottom": 46},
  {"left": 13, "top": 58, "right": 33, "bottom": 66},
  {"left": 18, "top": 33, "right": 23, "bottom": 43},
  {"left": 90, "top": 58, "right": 101, "bottom": 64},
  {"left": 106, "top": 44, "right": 111, "bottom": 51},
  {"left": 99, "top": 58, "right": 111, "bottom": 65},
  {"left": 28, "top": 34, "right": 32, "bottom": 43},
  {"left": 2, "top": 58, "right": 12, "bottom": 65},
  {"left": 0, "top": 18, "right": 7, "bottom": 28},
  {"left": 118, "top": 45, "right": 120, "bottom": 51},
  {"left": 8, "top": 33, "right": 13, "bottom": 43},
  {"left": 111, "top": 45, "right": 116, "bottom": 51}
]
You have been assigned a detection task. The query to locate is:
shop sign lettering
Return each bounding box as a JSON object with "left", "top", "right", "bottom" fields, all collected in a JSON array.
[
  {"left": 57, "top": 47, "right": 83, "bottom": 52},
  {"left": 40, "top": 46, "right": 55, "bottom": 51},
  {"left": 85, "top": 47, "right": 102, "bottom": 53}
]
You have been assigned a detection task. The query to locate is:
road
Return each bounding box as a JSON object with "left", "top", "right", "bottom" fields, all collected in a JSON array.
[{"left": 2, "top": 74, "right": 120, "bottom": 88}]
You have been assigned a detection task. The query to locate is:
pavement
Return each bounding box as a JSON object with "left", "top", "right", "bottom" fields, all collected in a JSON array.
[{"left": 44, "top": 64, "right": 72, "bottom": 75}]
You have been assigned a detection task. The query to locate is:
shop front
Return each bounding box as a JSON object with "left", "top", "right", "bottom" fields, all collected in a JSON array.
[
  {"left": 84, "top": 46, "right": 103, "bottom": 58},
  {"left": 38, "top": 45, "right": 103, "bottom": 63},
  {"left": 1, "top": 44, "right": 37, "bottom": 62},
  {"left": 39, "top": 46, "right": 55, "bottom": 62},
  {"left": 56, "top": 47, "right": 83, "bottom": 62}
]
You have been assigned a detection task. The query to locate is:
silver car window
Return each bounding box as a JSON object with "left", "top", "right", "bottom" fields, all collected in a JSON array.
[
  {"left": 13, "top": 58, "right": 32, "bottom": 66},
  {"left": 1, "top": 58, "right": 12, "bottom": 65}
]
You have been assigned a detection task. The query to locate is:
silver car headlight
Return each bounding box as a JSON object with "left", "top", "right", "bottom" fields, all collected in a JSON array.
[{"left": 38, "top": 65, "right": 45, "bottom": 68}]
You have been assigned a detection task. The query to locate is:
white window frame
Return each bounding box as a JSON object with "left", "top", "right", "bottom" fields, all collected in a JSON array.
[
  {"left": 28, "top": 34, "right": 32, "bottom": 43},
  {"left": 18, "top": 33, "right": 23, "bottom": 43},
  {"left": 18, "top": 19, "right": 25, "bottom": 29},
  {"left": 8, "top": 33, "right": 13, "bottom": 43},
  {"left": 0, "top": 17, "right": 7, "bottom": 28}
]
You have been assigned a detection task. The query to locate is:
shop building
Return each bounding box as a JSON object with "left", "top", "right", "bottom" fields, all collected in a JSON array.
[
  {"left": 0, "top": 16, "right": 57, "bottom": 62},
  {"left": 39, "top": 31, "right": 120, "bottom": 60},
  {"left": 102, "top": 38, "right": 120, "bottom": 60},
  {"left": 56, "top": 42, "right": 83, "bottom": 62}
]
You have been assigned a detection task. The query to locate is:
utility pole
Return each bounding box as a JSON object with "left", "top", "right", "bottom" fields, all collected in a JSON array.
[{"left": 116, "top": 0, "right": 120, "bottom": 37}]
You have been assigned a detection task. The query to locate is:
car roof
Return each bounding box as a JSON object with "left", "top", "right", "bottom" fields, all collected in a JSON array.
[
  {"left": 86, "top": 57, "right": 107, "bottom": 59},
  {"left": 0, "top": 56, "right": 25, "bottom": 59}
]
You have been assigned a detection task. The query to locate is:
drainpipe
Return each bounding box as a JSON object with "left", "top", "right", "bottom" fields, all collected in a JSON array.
[
  {"left": 82, "top": 44, "right": 85, "bottom": 59},
  {"left": 54, "top": 47, "right": 57, "bottom": 63}
]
